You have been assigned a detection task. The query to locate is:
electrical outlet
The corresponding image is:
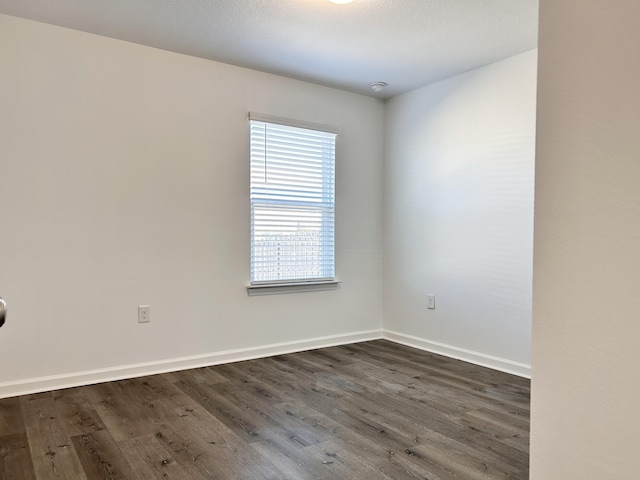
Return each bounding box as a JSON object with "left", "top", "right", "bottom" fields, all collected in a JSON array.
[
  {"left": 138, "top": 305, "right": 150, "bottom": 323},
  {"left": 427, "top": 295, "right": 436, "bottom": 310}
]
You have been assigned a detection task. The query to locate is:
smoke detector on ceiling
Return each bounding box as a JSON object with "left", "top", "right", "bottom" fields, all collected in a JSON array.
[{"left": 370, "top": 82, "right": 387, "bottom": 93}]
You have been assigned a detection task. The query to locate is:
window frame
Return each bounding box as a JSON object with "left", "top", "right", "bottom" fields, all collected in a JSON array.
[{"left": 247, "top": 113, "right": 340, "bottom": 295}]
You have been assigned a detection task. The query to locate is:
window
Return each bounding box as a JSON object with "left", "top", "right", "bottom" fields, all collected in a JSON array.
[{"left": 249, "top": 113, "right": 337, "bottom": 288}]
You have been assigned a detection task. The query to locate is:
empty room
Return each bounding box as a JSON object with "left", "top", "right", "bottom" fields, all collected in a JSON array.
[{"left": 1, "top": 1, "right": 638, "bottom": 479}]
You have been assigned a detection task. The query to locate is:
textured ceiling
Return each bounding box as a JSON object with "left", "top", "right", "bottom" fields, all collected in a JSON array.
[{"left": 0, "top": 0, "right": 539, "bottom": 98}]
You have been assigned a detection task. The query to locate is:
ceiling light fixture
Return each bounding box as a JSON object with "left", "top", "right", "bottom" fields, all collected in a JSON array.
[
  {"left": 370, "top": 82, "right": 387, "bottom": 93},
  {"left": 328, "top": 0, "right": 354, "bottom": 4}
]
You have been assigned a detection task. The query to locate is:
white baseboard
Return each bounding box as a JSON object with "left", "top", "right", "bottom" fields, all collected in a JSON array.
[
  {"left": 0, "top": 329, "right": 529, "bottom": 398},
  {"left": 0, "top": 329, "right": 383, "bottom": 399},
  {"left": 383, "top": 330, "right": 531, "bottom": 378}
]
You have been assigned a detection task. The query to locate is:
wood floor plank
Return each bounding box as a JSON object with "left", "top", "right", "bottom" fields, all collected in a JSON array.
[
  {"left": 264, "top": 401, "right": 435, "bottom": 480},
  {"left": 152, "top": 420, "right": 291, "bottom": 480},
  {"left": 70, "top": 430, "right": 137, "bottom": 479},
  {"left": 1, "top": 340, "right": 530, "bottom": 479},
  {"left": 20, "top": 394, "right": 88, "bottom": 480},
  {"left": 344, "top": 341, "right": 530, "bottom": 411},
  {"left": 0, "top": 432, "right": 37, "bottom": 480},
  {"left": 150, "top": 426, "right": 231, "bottom": 479},
  {"left": 86, "top": 375, "right": 193, "bottom": 443},
  {"left": 117, "top": 433, "right": 192, "bottom": 480},
  {"left": 231, "top": 360, "right": 470, "bottom": 479},
  {"left": 152, "top": 411, "right": 289, "bottom": 479},
  {"left": 0, "top": 396, "right": 37, "bottom": 480},
  {"left": 174, "top": 377, "right": 268, "bottom": 443},
  {"left": 338, "top": 369, "right": 528, "bottom": 474},
  {"left": 164, "top": 366, "right": 228, "bottom": 386},
  {"left": 51, "top": 388, "right": 106, "bottom": 437},
  {"left": 84, "top": 382, "right": 148, "bottom": 442},
  {"left": 175, "top": 376, "right": 328, "bottom": 452},
  {"left": 0, "top": 397, "right": 27, "bottom": 436}
]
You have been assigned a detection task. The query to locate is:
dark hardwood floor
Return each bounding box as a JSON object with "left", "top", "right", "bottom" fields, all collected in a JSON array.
[{"left": 0, "top": 340, "right": 530, "bottom": 479}]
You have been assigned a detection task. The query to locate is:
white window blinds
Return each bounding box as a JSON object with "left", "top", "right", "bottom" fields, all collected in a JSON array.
[{"left": 250, "top": 115, "right": 336, "bottom": 284}]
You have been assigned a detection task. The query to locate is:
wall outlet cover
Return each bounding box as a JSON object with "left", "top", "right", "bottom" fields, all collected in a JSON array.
[
  {"left": 427, "top": 295, "right": 436, "bottom": 310},
  {"left": 138, "top": 305, "right": 150, "bottom": 323}
]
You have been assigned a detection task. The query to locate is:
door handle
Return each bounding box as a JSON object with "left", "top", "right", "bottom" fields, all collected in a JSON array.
[{"left": 0, "top": 298, "right": 6, "bottom": 328}]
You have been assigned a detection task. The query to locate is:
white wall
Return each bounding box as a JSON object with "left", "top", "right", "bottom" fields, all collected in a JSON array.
[
  {"left": 384, "top": 51, "right": 537, "bottom": 375},
  {"left": 0, "top": 14, "right": 384, "bottom": 396},
  {"left": 531, "top": 0, "right": 640, "bottom": 477}
]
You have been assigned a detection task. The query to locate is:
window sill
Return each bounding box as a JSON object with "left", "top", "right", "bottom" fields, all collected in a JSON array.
[{"left": 247, "top": 280, "right": 341, "bottom": 296}]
